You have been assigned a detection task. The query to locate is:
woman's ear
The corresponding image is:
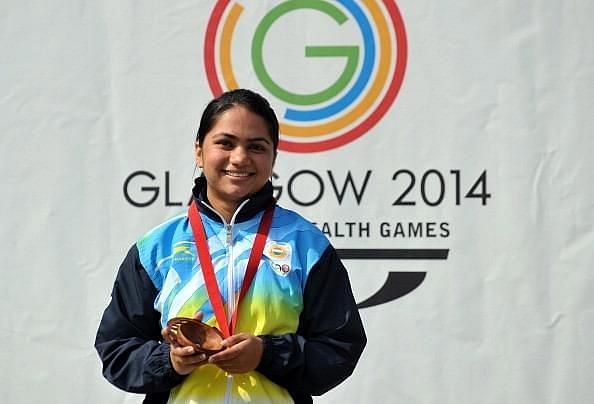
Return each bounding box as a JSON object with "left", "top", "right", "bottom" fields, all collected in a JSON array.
[{"left": 194, "top": 141, "right": 203, "bottom": 168}]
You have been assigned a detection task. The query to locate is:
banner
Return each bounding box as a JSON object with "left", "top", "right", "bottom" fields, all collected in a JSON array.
[{"left": 1, "top": 1, "right": 592, "bottom": 402}]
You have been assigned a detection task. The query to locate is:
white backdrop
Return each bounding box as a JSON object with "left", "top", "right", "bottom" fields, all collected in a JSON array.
[{"left": 1, "top": 1, "right": 593, "bottom": 403}]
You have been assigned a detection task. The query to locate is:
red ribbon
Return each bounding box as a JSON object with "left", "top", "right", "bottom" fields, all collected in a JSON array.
[{"left": 188, "top": 200, "right": 274, "bottom": 338}]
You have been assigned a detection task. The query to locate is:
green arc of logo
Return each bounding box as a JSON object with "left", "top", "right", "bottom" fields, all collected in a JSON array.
[{"left": 252, "top": 0, "right": 359, "bottom": 106}]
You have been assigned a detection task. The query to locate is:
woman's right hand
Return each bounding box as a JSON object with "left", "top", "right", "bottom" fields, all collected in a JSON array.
[{"left": 162, "top": 312, "right": 208, "bottom": 375}]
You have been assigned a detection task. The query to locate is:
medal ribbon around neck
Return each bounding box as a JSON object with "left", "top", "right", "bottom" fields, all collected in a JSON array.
[{"left": 188, "top": 200, "right": 274, "bottom": 338}]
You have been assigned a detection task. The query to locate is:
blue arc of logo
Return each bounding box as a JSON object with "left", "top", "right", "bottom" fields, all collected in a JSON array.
[{"left": 284, "top": 0, "right": 375, "bottom": 122}]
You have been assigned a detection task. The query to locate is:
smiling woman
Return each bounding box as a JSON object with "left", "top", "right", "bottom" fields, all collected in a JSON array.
[
  {"left": 95, "top": 89, "right": 366, "bottom": 404},
  {"left": 195, "top": 105, "right": 276, "bottom": 222}
]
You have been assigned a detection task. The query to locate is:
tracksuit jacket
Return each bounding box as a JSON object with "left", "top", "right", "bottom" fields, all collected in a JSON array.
[{"left": 95, "top": 178, "right": 366, "bottom": 403}]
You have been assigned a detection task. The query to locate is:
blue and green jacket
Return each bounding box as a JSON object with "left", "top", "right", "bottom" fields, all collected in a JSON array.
[{"left": 95, "top": 178, "right": 366, "bottom": 403}]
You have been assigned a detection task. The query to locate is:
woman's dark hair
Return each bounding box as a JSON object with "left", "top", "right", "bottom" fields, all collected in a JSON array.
[{"left": 196, "top": 89, "right": 279, "bottom": 152}]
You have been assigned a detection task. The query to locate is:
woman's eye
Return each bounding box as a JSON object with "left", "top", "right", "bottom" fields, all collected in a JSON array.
[
  {"left": 217, "top": 140, "right": 233, "bottom": 148},
  {"left": 250, "top": 144, "right": 266, "bottom": 152}
]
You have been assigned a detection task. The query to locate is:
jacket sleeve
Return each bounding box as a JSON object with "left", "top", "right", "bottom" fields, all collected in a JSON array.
[
  {"left": 94, "top": 245, "right": 186, "bottom": 394},
  {"left": 256, "top": 245, "right": 367, "bottom": 398}
]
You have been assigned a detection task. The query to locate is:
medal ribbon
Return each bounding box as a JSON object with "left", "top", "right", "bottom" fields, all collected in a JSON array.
[{"left": 188, "top": 200, "right": 274, "bottom": 338}]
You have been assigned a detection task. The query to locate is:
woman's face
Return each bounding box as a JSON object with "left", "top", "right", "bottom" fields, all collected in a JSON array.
[{"left": 195, "top": 105, "right": 275, "bottom": 216}]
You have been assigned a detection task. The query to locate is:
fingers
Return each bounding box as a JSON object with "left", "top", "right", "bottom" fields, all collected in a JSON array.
[
  {"left": 171, "top": 345, "right": 198, "bottom": 357},
  {"left": 209, "top": 333, "right": 249, "bottom": 362},
  {"left": 193, "top": 311, "right": 204, "bottom": 322},
  {"left": 209, "top": 346, "right": 240, "bottom": 363},
  {"left": 221, "top": 333, "right": 249, "bottom": 348},
  {"left": 169, "top": 345, "right": 207, "bottom": 375},
  {"left": 208, "top": 334, "right": 263, "bottom": 374},
  {"left": 161, "top": 325, "right": 176, "bottom": 345}
]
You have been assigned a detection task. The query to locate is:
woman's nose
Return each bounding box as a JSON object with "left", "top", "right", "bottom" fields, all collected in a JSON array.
[{"left": 230, "top": 146, "right": 249, "bottom": 164}]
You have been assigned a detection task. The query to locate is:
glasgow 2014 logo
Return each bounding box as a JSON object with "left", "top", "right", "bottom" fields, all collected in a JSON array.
[{"left": 204, "top": 0, "right": 408, "bottom": 153}]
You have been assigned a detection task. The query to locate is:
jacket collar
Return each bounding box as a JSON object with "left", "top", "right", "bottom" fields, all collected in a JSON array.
[{"left": 191, "top": 176, "right": 275, "bottom": 223}]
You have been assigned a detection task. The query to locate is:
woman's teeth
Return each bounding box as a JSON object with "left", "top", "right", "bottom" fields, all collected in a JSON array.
[{"left": 224, "top": 171, "right": 251, "bottom": 177}]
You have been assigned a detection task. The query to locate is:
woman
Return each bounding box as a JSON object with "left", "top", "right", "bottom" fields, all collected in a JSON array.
[{"left": 95, "top": 89, "right": 366, "bottom": 403}]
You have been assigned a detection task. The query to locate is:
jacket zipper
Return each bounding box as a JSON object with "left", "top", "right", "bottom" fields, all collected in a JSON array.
[
  {"left": 226, "top": 223, "right": 235, "bottom": 323},
  {"left": 200, "top": 199, "right": 250, "bottom": 404}
]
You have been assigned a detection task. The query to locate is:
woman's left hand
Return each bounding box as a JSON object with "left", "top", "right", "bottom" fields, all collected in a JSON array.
[{"left": 207, "top": 333, "right": 264, "bottom": 374}]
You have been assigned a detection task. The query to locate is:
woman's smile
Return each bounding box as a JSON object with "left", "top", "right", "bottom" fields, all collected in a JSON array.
[{"left": 222, "top": 170, "right": 254, "bottom": 178}]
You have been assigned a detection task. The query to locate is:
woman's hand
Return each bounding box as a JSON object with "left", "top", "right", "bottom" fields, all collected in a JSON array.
[
  {"left": 161, "top": 312, "right": 208, "bottom": 375},
  {"left": 167, "top": 344, "right": 208, "bottom": 375},
  {"left": 208, "top": 333, "right": 264, "bottom": 374}
]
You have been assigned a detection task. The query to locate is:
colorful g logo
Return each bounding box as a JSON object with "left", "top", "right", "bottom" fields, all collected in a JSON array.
[{"left": 205, "top": 0, "right": 407, "bottom": 153}]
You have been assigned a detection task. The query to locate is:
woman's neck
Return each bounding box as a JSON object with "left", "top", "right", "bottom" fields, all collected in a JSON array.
[
  {"left": 212, "top": 202, "right": 236, "bottom": 223},
  {"left": 206, "top": 194, "right": 241, "bottom": 223}
]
